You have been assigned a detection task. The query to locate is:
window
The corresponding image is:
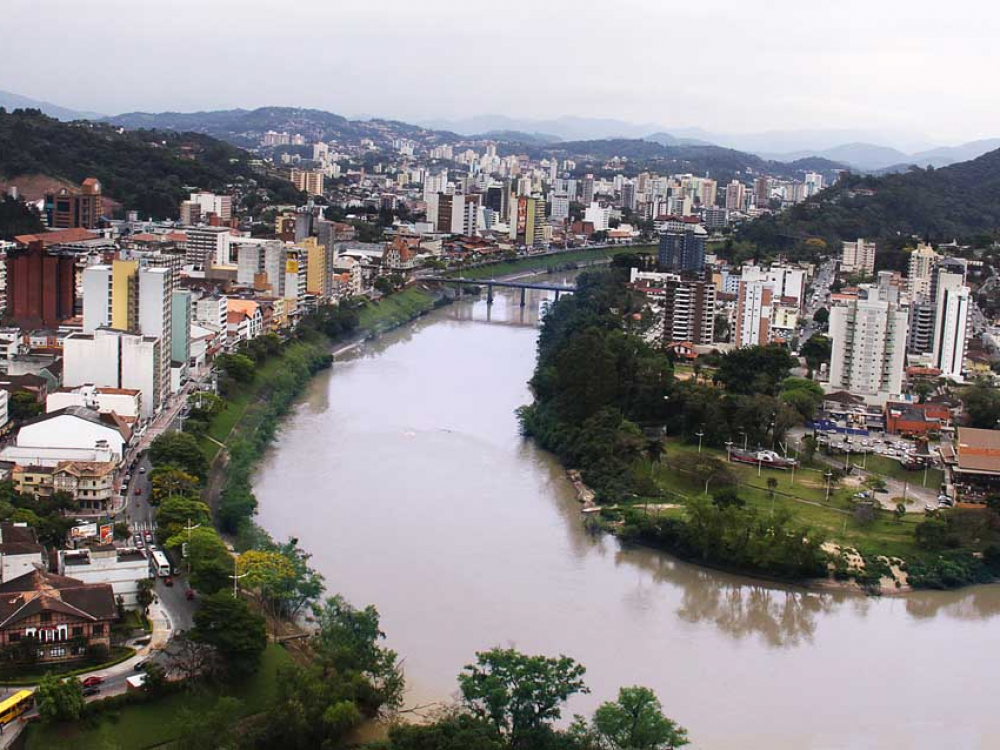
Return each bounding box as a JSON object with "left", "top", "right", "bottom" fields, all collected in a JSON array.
[
  {"left": 49, "top": 647, "right": 66, "bottom": 658},
  {"left": 92, "top": 624, "right": 104, "bottom": 635},
  {"left": 9, "top": 633, "right": 19, "bottom": 642},
  {"left": 40, "top": 612, "right": 51, "bottom": 624},
  {"left": 72, "top": 626, "right": 83, "bottom": 637}
]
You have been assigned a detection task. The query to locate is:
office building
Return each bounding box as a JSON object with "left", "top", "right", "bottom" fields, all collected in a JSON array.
[
  {"left": 44, "top": 178, "right": 102, "bottom": 229},
  {"left": 841, "top": 238, "right": 877, "bottom": 275},
  {"left": 828, "top": 286, "right": 909, "bottom": 401},
  {"left": 550, "top": 193, "right": 570, "bottom": 222},
  {"left": 621, "top": 182, "right": 637, "bottom": 212},
  {"left": 581, "top": 174, "right": 595, "bottom": 205},
  {"left": 657, "top": 226, "right": 707, "bottom": 272}
]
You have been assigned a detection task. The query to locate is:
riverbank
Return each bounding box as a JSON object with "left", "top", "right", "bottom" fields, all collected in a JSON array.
[{"left": 451, "top": 244, "right": 651, "bottom": 280}]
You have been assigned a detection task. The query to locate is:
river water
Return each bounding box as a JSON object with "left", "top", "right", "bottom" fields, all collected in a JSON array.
[{"left": 255, "top": 283, "right": 1000, "bottom": 750}]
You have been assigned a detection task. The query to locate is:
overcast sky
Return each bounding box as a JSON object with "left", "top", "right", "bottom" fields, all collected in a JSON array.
[{"left": 2, "top": 0, "right": 998, "bottom": 146}]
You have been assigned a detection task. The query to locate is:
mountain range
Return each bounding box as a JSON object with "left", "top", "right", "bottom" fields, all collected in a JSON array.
[{"left": 0, "top": 89, "right": 104, "bottom": 122}]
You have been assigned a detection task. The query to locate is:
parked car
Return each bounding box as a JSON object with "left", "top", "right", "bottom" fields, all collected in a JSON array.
[
  {"left": 134, "top": 535, "right": 144, "bottom": 549},
  {"left": 134, "top": 660, "right": 149, "bottom": 671},
  {"left": 143, "top": 531, "right": 153, "bottom": 543},
  {"left": 164, "top": 576, "right": 173, "bottom": 587},
  {"left": 83, "top": 686, "right": 101, "bottom": 697},
  {"left": 139, "top": 466, "right": 146, "bottom": 474},
  {"left": 134, "top": 487, "right": 142, "bottom": 495},
  {"left": 82, "top": 676, "right": 104, "bottom": 688},
  {"left": 185, "top": 588, "right": 196, "bottom": 601}
]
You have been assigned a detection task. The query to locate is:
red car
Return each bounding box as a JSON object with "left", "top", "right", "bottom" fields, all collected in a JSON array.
[
  {"left": 134, "top": 487, "right": 142, "bottom": 495},
  {"left": 185, "top": 588, "right": 195, "bottom": 601},
  {"left": 82, "top": 676, "right": 104, "bottom": 688}
]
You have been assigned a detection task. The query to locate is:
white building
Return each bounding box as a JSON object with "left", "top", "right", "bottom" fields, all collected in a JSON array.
[
  {"left": 13, "top": 406, "right": 130, "bottom": 461},
  {"left": 0, "top": 523, "right": 45, "bottom": 583},
  {"left": 194, "top": 295, "right": 228, "bottom": 329},
  {"left": 907, "top": 243, "right": 939, "bottom": 298},
  {"left": 584, "top": 202, "right": 612, "bottom": 231},
  {"left": 766, "top": 266, "right": 807, "bottom": 310},
  {"left": 46, "top": 385, "right": 141, "bottom": 422},
  {"left": 828, "top": 286, "right": 909, "bottom": 402},
  {"left": 550, "top": 194, "right": 570, "bottom": 222},
  {"left": 236, "top": 239, "right": 287, "bottom": 296},
  {"left": 187, "top": 191, "right": 232, "bottom": 222},
  {"left": 733, "top": 280, "right": 774, "bottom": 347},
  {"left": 64, "top": 330, "right": 161, "bottom": 419},
  {"left": 59, "top": 547, "right": 151, "bottom": 607},
  {"left": 841, "top": 238, "right": 877, "bottom": 275},
  {"left": 932, "top": 271, "right": 971, "bottom": 380},
  {"left": 185, "top": 226, "right": 232, "bottom": 268}
]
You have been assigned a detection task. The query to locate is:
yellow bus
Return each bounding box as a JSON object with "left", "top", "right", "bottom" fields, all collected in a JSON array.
[{"left": 0, "top": 690, "right": 33, "bottom": 726}]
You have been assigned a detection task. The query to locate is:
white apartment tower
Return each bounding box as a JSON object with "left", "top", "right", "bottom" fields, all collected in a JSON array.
[
  {"left": 828, "top": 286, "right": 909, "bottom": 402},
  {"left": 907, "top": 243, "right": 939, "bottom": 298},
  {"left": 931, "top": 268, "right": 971, "bottom": 380},
  {"left": 733, "top": 280, "right": 773, "bottom": 347}
]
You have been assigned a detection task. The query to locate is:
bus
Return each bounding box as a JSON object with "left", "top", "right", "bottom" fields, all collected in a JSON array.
[
  {"left": 0, "top": 690, "right": 34, "bottom": 726},
  {"left": 150, "top": 549, "right": 171, "bottom": 578}
]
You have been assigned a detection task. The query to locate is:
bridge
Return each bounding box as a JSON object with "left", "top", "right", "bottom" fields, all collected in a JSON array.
[{"left": 426, "top": 276, "right": 577, "bottom": 307}]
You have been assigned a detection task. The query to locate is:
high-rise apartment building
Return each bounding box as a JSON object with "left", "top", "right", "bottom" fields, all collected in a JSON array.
[
  {"left": 766, "top": 266, "right": 807, "bottom": 309},
  {"left": 733, "top": 280, "right": 774, "bottom": 347},
  {"left": 171, "top": 290, "right": 192, "bottom": 367},
  {"left": 63, "top": 329, "right": 162, "bottom": 419},
  {"left": 581, "top": 174, "right": 595, "bottom": 205},
  {"left": 931, "top": 265, "right": 970, "bottom": 380},
  {"left": 841, "top": 238, "right": 877, "bottom": 275},
  {"left": 725, "top": 180, "right": 746, "bottom": 212},
  {"left": 290, "top": 169, "right": 324, "bottom": 195},
  {"left": 657, "top": 227, "right": 706, "bottom": 272},
  {"left": 186, "top": 192, "right": 232, "bottom": 222},
  {"left": 907, "top": 243, "right": 939, "bottom": 298},
  {"left": 236, "top": 239, "right": 287, "bottom": 296},
  {"left": 828, "top": 286, "right": 909, "bottom": 401},
  {"left": 621, "top": 182, "right": 637, "bottom": 212},
  {"left": 510, "top": 196, "right": 546, "bottom": 247},
  {"left": 661, "top": 278, "right": 716, "bottom": 345},
  {"left": 549, "top": 194, "right": 570, "bottom": 223}
]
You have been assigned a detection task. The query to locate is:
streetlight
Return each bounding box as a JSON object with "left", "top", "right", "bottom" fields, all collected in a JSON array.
[
  {"left": 725, "top": 440, "right": 734, "bottom": 462},
  {"left": 845, "top": 444, "right": 851, "bottom": 472},
  {"left": 825, "top": 470, "right": 833, "bottom": 502},
  {"left": 696, "top": 429, "right": 705, "bottom": 455},
  {"left": 229, "top": 555, "right": 249, "bottom": 598},
  {"left": 183, "top": 519, "right": 201, "bottom": 575}
]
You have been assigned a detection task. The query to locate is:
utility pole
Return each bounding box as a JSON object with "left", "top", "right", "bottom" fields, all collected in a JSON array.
[
  {"left": 825, "top": 470, "right": 833, "bottom": 502},
  {"left": 696, "top": 429, "right": 705, "bottom": 455}
]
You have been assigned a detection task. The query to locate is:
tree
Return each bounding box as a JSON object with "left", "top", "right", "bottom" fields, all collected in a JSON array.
[
  {"left": 237, "top": 550, "right": 298, "bottom": 626},
  {"left": 35, "top": 675, "right": 85, "bottom": 723},
  {"left": 8, "top": 391, "right": 43, "bottom": 421},
  {"left": 150, "top": 467, "right": 201, "bottom": 505},
  {"left": 175, "top": 696, "right": 242, "bottom": 750},
  {"left": 458, "top": 648, "right": 589, "bottom": 748},
  {"left": 168, "top": 527, "right": 232, "bottom": 595},
  {"left": 313, "top": 595, "right": 404, "bottom": 711},
  {"left": 961, "top": 380, "right": 1000, "bottom": 429},
  {"left": 589, "top": 686, "right": 689, "bottom": 750},
  {"left": 216, "top": 353, "right": 255, "bottom": 383},
  {"left": 800, "top": 335, "right": 832, "bottom": 372},
  {"left": 191, "top": 592, "right": 267, "bottom": 680},
  {"left": 374, "top": 276, "right": 394, "bottom": 295},
  {"left": 812, "top": 307, "right": 829, "bottom": 326},
  {"left": 388, "top": 712, "right": 504, "bottom": 750},
  {"left": 156, "top": 495, "right": 212, "bottom": 541},
  {"left": 713, "top": 345, "right": 796, "bottom": 396},
  {"left": 137, "top": 577, "right": 155, "bottom": 614},
  {"left": 894, "top": 502, "right": 907, "bottom": 522},
  {"left": 149, "top": 432, "right": 208, "bottom": 479},
  {"left": 113, "top": 522, "right": 131, "bottom": 541}
]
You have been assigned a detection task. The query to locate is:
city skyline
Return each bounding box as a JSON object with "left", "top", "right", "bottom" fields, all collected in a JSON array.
[{"left": 2, "top": 0, "right": 998, "bottom": 145}]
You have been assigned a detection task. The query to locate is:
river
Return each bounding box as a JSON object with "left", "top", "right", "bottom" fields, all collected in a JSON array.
[{"left": 255, "top": 281, "right": 1000, "bottom": 750}]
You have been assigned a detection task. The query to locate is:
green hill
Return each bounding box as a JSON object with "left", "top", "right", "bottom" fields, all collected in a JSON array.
[
  {"left": 0, "top": 108, "right": 302, "bottom": 228},
  {"left": 738, "top": 148, "right": 1000, "bottom": 252}
]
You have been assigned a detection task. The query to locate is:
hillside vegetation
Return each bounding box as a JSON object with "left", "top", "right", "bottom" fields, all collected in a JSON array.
[
  {"left": 0, "top": 108, "right": 302, "bottom": 221},
  {"left": 739, "top": 148, "right": 1000, "bottom": 252}
]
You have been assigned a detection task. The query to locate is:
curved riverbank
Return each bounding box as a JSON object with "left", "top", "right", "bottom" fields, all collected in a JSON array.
[{"left": 252, "top": 284, "right": 1000, "bottom": 750}]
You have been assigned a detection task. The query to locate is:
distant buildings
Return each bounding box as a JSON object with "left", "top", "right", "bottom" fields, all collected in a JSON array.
[
  {"left": 5, "top": 241, "right": 77, "bottom": 328},
  {"left": 185, "top": 226, "right": 232, "bottom": 268},
  {"left": 290, "top": 168, "right": 324, "bottom": 195}
]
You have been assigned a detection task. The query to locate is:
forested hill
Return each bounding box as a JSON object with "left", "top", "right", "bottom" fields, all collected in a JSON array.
[
  {"left": 0, "top": 109, "right": 302, "bottom": 221},
  {"left": 739, "top": 147, "right": 1000, "bottom": 252}
]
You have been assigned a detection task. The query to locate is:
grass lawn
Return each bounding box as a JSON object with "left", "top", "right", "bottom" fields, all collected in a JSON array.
[
  {"left": 633, "top": 440, "right": 924, "bottom": 559},
  {"left": 26, "top": 644, "right": 292, "bottom": 750},
  {"left": 0, "top": 648, "right": 135, "bottom": 686},
  {"left": 454, "top": 245, "right": 651, "bottom": 280},
  {"left": 852, "top": 453, "right": 943, "bottom": 490}
]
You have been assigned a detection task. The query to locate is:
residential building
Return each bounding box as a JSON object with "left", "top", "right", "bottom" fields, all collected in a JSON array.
[
  {"left": 186, "top": 191, "right": 232, "bottom": 222},
  {"left": 841, "top": 238, "right": 877, "bottom": 275},
  {"left": 236, "top": 239, "right": 287, "bottom": 296},
  {"left": 907, "top": 243, "right": 939, "bottom": 298},
  {"left": 931, "top": 274, "right": 971, "bottom": 380},
  {"left": 510, "top": 196, "right": 546, "bottom": 247},
  {"left": 0, "top": 568, "right": 116, "bottom": 663},
  {"left": 46, "top": 385, "right": 141, "bottom": 423},
  {"left": 0, "top": 524, "right": 46, "bottom": 583},
  {"left": 227, "top": 299, "right": 263, "bottom": 343},
  {"left": 661, "top": 278, "right": 716, "bottom": 346},
  {"left": 194, "top": 295, "right": 228, "bottom": 329},
  {"left": 657, "top": 226, "right": 707, "bottom": 272},
  {"left": 828, "top": 285, "right": 909, "bottom": 402},
  {"left": 581, "top": 174, "right": 595, "bottom": 205},
  {"left": 724, "top": 180, "right": 745, "bottom": 212},
  {"left": 171, "top": 290, "right": 192, "bottom": 367},
  {"left": 584, "top": 202, "right": 611, "bottom": 232},
  {"left": 733, "top": 280, "right": 773, "bottom": 347},
  {"left": 290, "top": 169, "right": 324, "bottom": 195},
  {"left": 550, "top": 193, "right": 570, "bottom": 222},
  {"left": 766, "top": 266, "right": 807, "bottom": 309}
]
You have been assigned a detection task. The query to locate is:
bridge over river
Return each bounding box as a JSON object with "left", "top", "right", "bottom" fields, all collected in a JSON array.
[{"left": 425, "top": 276, "right": 577, "bottom": 306}]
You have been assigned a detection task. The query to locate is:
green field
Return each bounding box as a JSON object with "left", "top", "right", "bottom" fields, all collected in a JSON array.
[
  {"left": 636, "top": 440, "right": 924, "bottom": 559},
  {"left": 453, "top": 245, "right": 653, "bottom": 280},
  {"left": 25, "top": 644, "right": 292, "bottom": 750},
  {"left": 852, "top": 453, "right": 943, "bottom": 490}
]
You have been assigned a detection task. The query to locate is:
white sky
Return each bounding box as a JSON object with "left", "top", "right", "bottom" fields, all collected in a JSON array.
[{"left": 2, "top": 0, "right": 998, "bottom": 144}]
